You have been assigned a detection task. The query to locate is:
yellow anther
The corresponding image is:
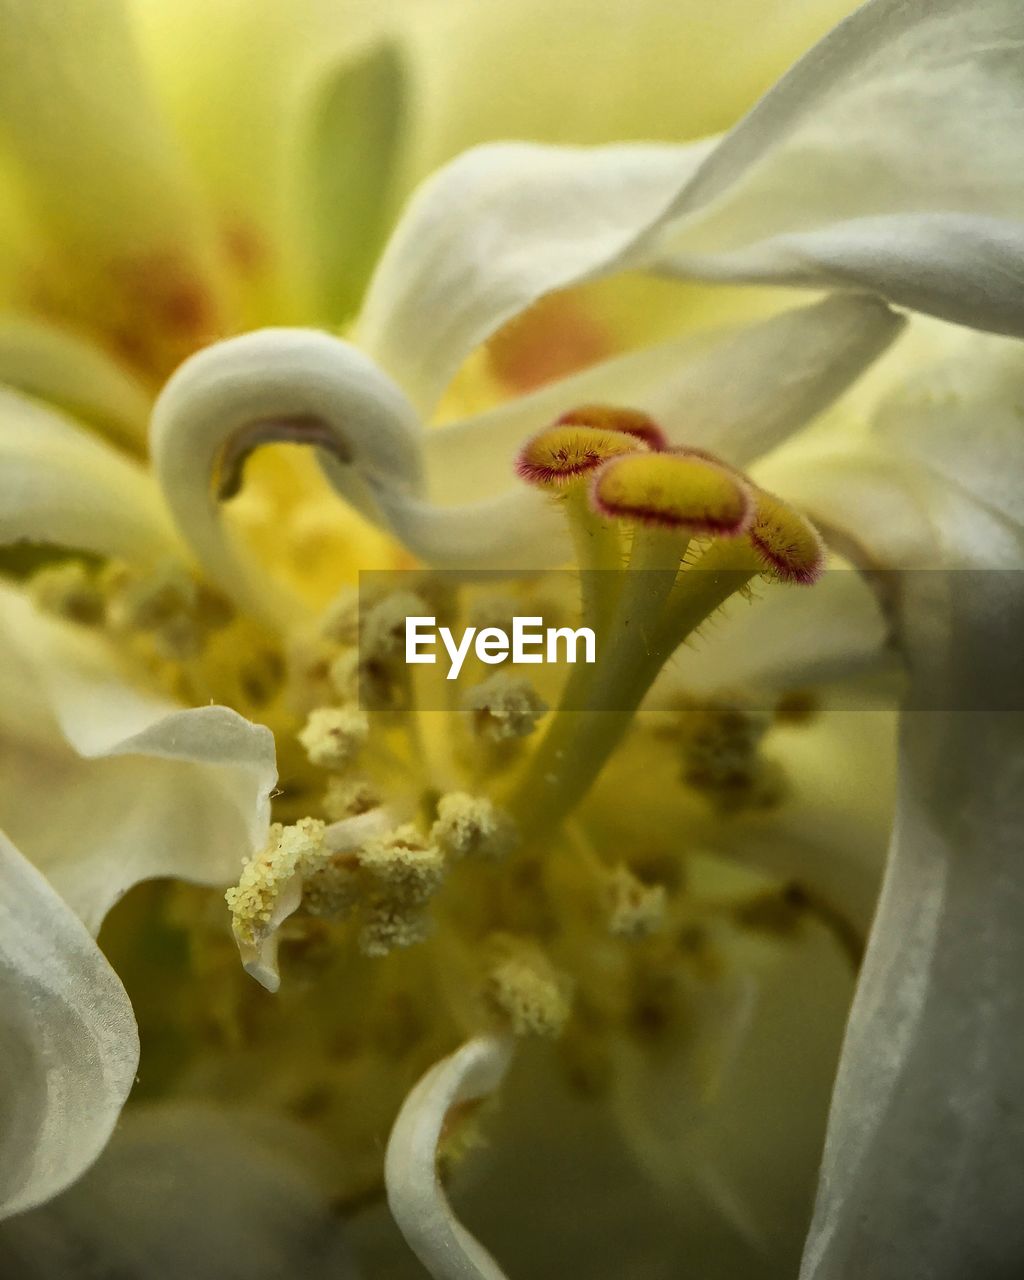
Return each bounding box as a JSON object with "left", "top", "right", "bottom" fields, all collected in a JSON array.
[
  {"left": 225, "top": 818, "right": 327, "bottom": 970},
  {"left": 298, "top": 705, "right": 369, "bottom": 770},
  {"left": 328, "top": 649, "right": 360, "bottom": 700},
  {"left": 679, "top": 697, "right": 786, "bottom": 813},
  {"left": 104, "top": 561, "right": 230, "bottom": 660},
  {"left": 362, "top": 590, "right": 431, "bottom": 664},
  {"left": 747, "top": 489, "right": 825, "bottom": 584},
  {"left": 463, "top": 673, "right": 548, "bottom": 742},
  {"left": 605, "top": 865, "right": 666, "bottom": 939},
  {"left": 319, "top": 585, "right": 361, "bottom": 645},
  {"left": 516, "top": 423, "right": 644, "bottom": 489},
  {"left": 484, "top": 938, "right": 572, "bottom": 1038},
  {"left": 28, "top": 560, "right": 105, "bottom": 626},
  {"left": 556, "top": 404, "right": 668, "bottom": 450},
  {"left": 357, "top": 824, "right": 446, "bottom": 957},
  {"left": 431, "top": 792, "right": 517, "bottom": 861},
  {"left": 590, "top": 451, "right": 753, "bottom": 534},
  {"left": 323, "top": 775, "right": 382, "bottom": 822}
]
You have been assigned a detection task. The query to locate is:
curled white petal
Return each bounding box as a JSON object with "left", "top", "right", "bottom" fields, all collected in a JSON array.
[
  {"left": 0, "top": 830, "right": 138, "bottom": 1219},
  {"left": 150, "top": 328, "right": 423, "bottom": 616},
  {"left": 386, "top": 1036, "right": 514, "bottom": 1280}
]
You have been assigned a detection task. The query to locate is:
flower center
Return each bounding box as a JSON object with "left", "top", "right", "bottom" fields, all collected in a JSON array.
[{"left": 34, "top": 403, "right": 855, "bottom": 1208}]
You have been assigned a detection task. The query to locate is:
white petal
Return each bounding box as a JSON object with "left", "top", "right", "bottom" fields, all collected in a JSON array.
[
  {"left": 0, "top": 315, "right": 151, "bottom": 449},
  {"left": 0, "top": 830, "right": 138, "bottom": 1219},
  {"left": 801, "top": 572, "right": 1024, "bottom": 1278},
  {"left": 151, "top": 328, "right": 569, "bottom": 583},
  {"left": 424, "top": 294, "right": 903, "bottom": 504},
  {"left": 0, "top": 1103, "right": 358, "bottom": 1276},
  {"left": 356, "top": 139, "right": 714, "bottom": 414},
  {"left": 0, "top": 386, "right": 181, "bottom": 564},
  {"left": 385, "top": 1036, "right": 513, "bottom": 1280},
  {"left": 0, "top": 587, "right": 277, "bottom": 931},
  {"left": 651, "top": 0, "right": 1024, "bottom": 338},
  {"left": 150, "top": 328, "right": 422, "bottom": 616}
]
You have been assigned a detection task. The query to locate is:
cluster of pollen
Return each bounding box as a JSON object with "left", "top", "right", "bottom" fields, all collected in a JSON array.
[
  {"left": 298, "top": 704, "right": 369, "bottom": 770},
  {"left": 28, "top": 555, "right": 237, "bottom": 669},
  {"left": 225, "top": 817, "right": 327, "bottom": 953},
  {"left": 357, "top": 825, "right": 447, "bottom": 957},
  {"left": 463, "top": 672, "right": 548, "bottom": 742},
  {"left": 484, "top": 937, "right": 573, "bottom": 1037},
  {"left": 432, "top": 792, "right": 517, "bottom": 861},
  {"left": 672, "top": 697, "right": 786, "bottom": 813},
  {"left": 604, "top": 864, "right": 667, "bottom": 939}
]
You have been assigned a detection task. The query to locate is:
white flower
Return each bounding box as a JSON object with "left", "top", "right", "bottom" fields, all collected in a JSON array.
[{"left": 0, "top": 0, "right": 1021, "bottom": 1277}]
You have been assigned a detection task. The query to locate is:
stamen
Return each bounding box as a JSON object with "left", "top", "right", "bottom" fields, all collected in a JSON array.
[
  {"left": 463, "top": 674, "right": 548, "bottom": 743},
  {"left": 432, "top": 793, "right": 518, "bottom": 861},
  {"left": 225, "top": 817, "right": 327, "bottom": 991},
  {"left": 515, "top": 423, "right": 643, "bottom": 489},
  {"left": 605, "top": 865, "right": 667, "bottom": 939},
  {"left": 357, "top": 824, "right": 447, "bottom": 957},
  {"left": 555, "top": 404, "right": 669, "bottom": 451},
  {"left": 590, "top": 451, "right": 753, "bottom": 534},
  {"left": 298, "top": 704, "right": 369, "bottom": 770},
  {"left": 28, "top": 559, "right": 105, "bottom": 626},
  {"left": 747, "top": 489, "right": 825, "bottom": 584},
  {"left": 323, "top": 776, "right": 383, "bottom": 822},
  {"left": 484, "top": 937, "right": 572, "bottom": 1038}
]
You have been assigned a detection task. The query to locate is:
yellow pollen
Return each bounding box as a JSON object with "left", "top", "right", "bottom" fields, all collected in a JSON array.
[
  {"left": 298, "top": 704, "right": 369, "bottom": 770},
  {"left": 323, "top": 776, "right": 383, "bottom": 822},
  {"left": 357, "top": 824, "right": 446, "bottom": 957},
  {"left": 605, "top": 865, "right": 667, "bottom": 939},
  {"left": 590, "top": 451, "right": 753, "bottom": 533},
  {"left": 484, "top": 938, "right": 572, "bottom": 1038},
  {"left": 225, "top": 817, "right": 327, "bottom": 951},
  {"left": 431, "top": 792, "right": 517, "bottom": 861},
  {"left": 747, "top": 489, "right": 826, "bottom": 584},
  {"left": 516, "top": 423, "right": 644, "bottom": 489},
  {"left": 28, "top": 559, "right": 105, "bottom": 626},
  {"left": 463, "top": 673, "right": 548, "bottom": 742}
]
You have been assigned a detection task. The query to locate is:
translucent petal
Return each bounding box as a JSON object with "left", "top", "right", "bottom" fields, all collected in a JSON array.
[
  {"left": 356, "top": 139, "right": 714, "bottom": 414},
  {"left": 0, "top": 387, "right": 179, "bottom": 563},
  {"left": 0, "top": 587, "right": 277, "bottom": 932},
  {"left": 131, "top": 0, "right": 403, "bottom": 326},
  {"left": 424, "top": 294, "right": 903, "bottom": 503},
  {"left": 0, "top": 315, "right": 152, "bottom": 449},
  {"left": 651, "top": 0, "right": 1024, "bottom": 338},
  {"left": 801, "top": 572, "right": 1024, "bottom": 1278},
  {"left": 0, "top": 830, "right": 138, "bottom": 1219},
  {"left": 0, "top": 1103, "right": 358, "bottom": 1276}
]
